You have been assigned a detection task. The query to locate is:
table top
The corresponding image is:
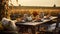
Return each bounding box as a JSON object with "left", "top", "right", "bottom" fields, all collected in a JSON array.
[{"left": 16, "top": 16, "right": 57, "bottom": 26}]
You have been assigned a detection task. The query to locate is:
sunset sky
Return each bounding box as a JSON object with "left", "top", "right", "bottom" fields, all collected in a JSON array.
[{"left": 9, "top": 0, "right": 60, "bottom": 7}]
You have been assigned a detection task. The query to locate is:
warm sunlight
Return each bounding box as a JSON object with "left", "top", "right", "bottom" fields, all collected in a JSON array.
[{"left": 9, "top": 0, "right": 60, "bottom": 7}]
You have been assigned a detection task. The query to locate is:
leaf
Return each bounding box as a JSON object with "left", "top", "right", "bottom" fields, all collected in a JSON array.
[
  {"left": 16, "top": 0, "right": 18, "bottom": 4},
  {"left": 9, "top": 0, "right": 11, "bottom": 2},
  {"left": 16, "top": 0, "right": 18, "bottom": 2}
]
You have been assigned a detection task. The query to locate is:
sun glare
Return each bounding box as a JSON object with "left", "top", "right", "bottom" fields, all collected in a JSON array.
[{"left": 9, "top": 0, "right": 60, "bottom": 7}]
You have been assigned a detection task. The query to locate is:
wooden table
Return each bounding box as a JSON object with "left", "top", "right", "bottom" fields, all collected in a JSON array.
[{"left": 16, "top": 17, "right": 57, "bottom": 34}]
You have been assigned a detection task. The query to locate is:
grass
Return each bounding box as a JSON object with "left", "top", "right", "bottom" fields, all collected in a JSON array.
[{"left": 0, "top": 21, "right": 3, "bottom": 30}]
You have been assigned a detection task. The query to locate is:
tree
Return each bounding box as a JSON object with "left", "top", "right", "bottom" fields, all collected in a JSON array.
[{"left": 0, "top": 0, "right": 18, "bottom": 21}]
